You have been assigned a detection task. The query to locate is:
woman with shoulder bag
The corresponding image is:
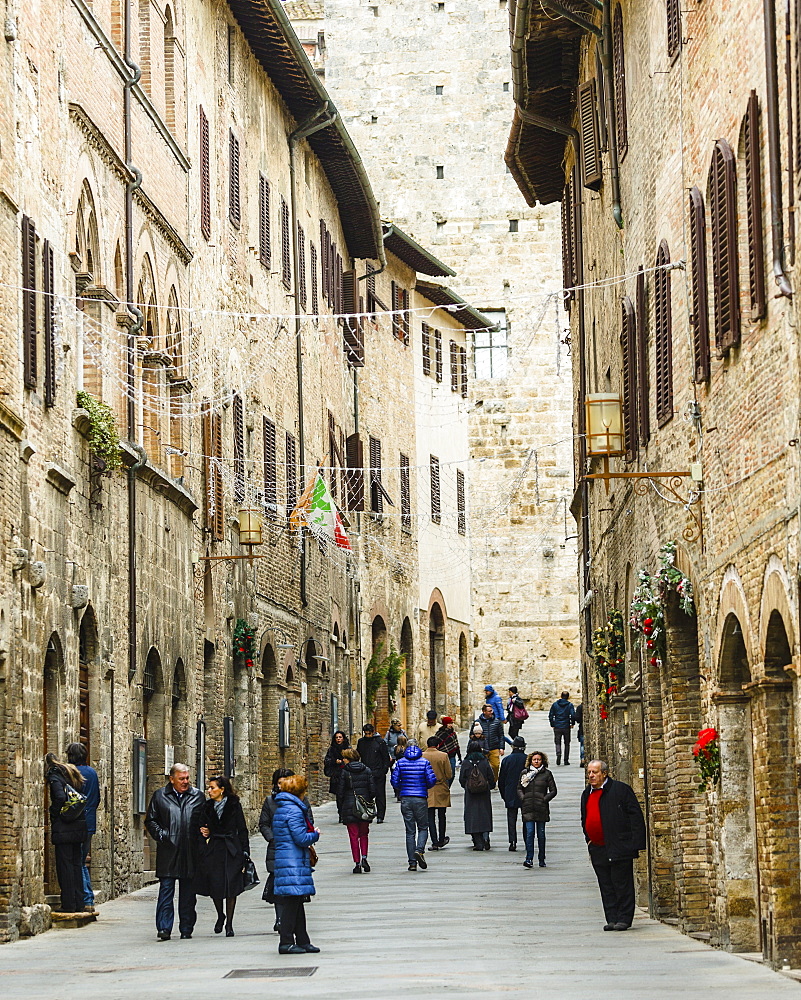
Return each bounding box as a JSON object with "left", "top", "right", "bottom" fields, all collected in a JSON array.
[
  {"left": 45, "top": 752, "right": 88, "bottom": 913},
  {"left": 272, "top": 774, "right": 321, "bottom": 954},
  {"left": 336, "top": 748, "right": 376, "bottom": 874},
  {"left": 517, "top": 750, "right": 557, "bottom": 868},
  {"left": 195, "top": 775, "right": 250, "bottom": 936}
]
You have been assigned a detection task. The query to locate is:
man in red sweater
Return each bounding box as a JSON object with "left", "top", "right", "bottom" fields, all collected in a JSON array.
[{"left": 580, "top": 760, "right": 647, "bottom": 932}]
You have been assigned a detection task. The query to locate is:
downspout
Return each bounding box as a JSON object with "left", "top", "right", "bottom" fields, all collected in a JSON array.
[
  {"left": 288, "top": 105, "right": 337, "bottom": 607},
  {"left": 600, "top": 0, "right": 623, "bottom": 229},
  {"left": 764, "top": 0, "right": 793, "bottom": 297}
]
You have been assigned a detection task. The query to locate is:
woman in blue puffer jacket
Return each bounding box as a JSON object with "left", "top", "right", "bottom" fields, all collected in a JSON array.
[{"left": 272, "top": 774, "right": 321, "bottom": 954}]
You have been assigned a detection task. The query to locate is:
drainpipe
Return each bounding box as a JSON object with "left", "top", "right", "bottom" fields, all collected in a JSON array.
[
  {"left": 600, "top": 0, "right": 623, "bottom": 229},
  {"left": 763, "top": 0, "right": 793, "bottom": 297},
  {"left": 288, "top": 105, "right": 337, "bottom": 607}
]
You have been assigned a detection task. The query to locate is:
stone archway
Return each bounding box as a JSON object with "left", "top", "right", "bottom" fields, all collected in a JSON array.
[
  {"left": 370, "top": 616, "right": 389, "bottom": 731},
  {"left": 429, "top": 603, "right": 446, "bottom": 715},
  {"left": 260, "top": 642, "right": 278, "bottom": 800},
  {"left": 399, "top": 617, "right": 414, "bottom": 732}
]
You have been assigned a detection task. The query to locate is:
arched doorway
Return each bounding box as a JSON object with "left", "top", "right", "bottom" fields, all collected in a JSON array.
[
  {"left": 370, "top": 617, "right": 389, "bottom": 732},
  {"left": 142, "top": 648, "right": 166, "bottom": 801},
  {"left": 458, "top": 632, "right": 469, "bottom": 726},
  {"left": 78, "top": 608, "right": 99, "bottom": 756},
  {"left": 429, "top": 603, "right": 445, "bottom": 714},
  {"left": 399, "top": 617, "right": 414, "bottom": 731},
  {"left": 43, "top": 633, "right": 65, "bottom": 896},
  {"left": 203, "top": 639, "right": 219, "bottom": 774},
  {"left": 260, "top": 643, "right": 278, "bottom": 799},
  {"left": 171, "top": 659, "right": 187, "bottom": 764}
]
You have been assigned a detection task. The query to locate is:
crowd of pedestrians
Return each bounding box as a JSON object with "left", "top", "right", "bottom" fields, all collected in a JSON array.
[{"left": 43, "top": 684, "right": 646, "bottom": 952}]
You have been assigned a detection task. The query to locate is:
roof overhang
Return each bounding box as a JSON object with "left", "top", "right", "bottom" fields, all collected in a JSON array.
[
  {"left": 227, "top": 0, "right": 383, "bottom": 261},
  {"left": 382, "top": 223, "right": 456, "bottom": 277},
  {"left": 415, "top": 281, "right": 496, "bottom": 332}
]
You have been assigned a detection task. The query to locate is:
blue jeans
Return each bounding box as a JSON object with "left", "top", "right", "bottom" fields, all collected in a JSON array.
[
  {"left": 155, "top": 876, "right": 197, "bottom": 935},
  {"left": 81, "top": 837, "right": 94, "bottom": 907},
  {"left": 447, "top": 758, "right": 459, "bottom": 787},
  {"left": 524, "top": 821, "right": 547, "bottom": 864},
  {"left": 400, "top": 797, "right": 429, "bottom": 862}
]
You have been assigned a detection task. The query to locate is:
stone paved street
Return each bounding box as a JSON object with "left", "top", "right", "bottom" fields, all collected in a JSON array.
[{"left": 6, "top": 714, "right": 800, "bottom": 999}]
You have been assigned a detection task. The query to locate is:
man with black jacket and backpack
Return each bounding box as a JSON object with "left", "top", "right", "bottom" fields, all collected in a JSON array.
[
  {"left": 581, "top": 760, "right": 647, "bottom": 932},
  {"left": 356, "top": 724, "right": 392, "bottom": 823}
]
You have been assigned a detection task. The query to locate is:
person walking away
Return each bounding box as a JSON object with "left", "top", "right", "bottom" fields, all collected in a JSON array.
[
  {"left": 483, "top": 685, "right": 506, "bottom": 729},
  {"left": 195, "top": 775, "right": 250, "bottom": 936},
  {"left": 518, "top": 750, "right": 557, "bottom": 867},
  {"left": 433, "top": 716, "right": 462, "bottom": 786},
  {"left": 416, "top": 710, "right": 440, "bottom": 750},
  {"left": 506, "top": 687, "right": 529, "bottom": 741},
  {"left": 459, "top": 740, "right": 496, "bottom": 850},
  {"left": 391, "top": 736, "right": 408, "bottom": 800},
  {"left": 336, "top": 748, "right": 376, "bottom": 872},
  {"left": 497, "top": 736, "right": 527, "bottom": 850},
  {"left": 422, "top": 736, "right": 452, "bottom": 849},
  {"left": 581, "top": 760, "right": 646, "bottom": 931},
  {"left": 66, "top": 742, "right": 99, "bottom": 910},
  {"left": 45, "top": 752, "right": 88, "bottom": 913},
  {"left": 575, "top": 703, "right": 585, "bottom": 766},
  {"left": 356, "top": 723, "right": 391, "bottom": 823},
  {"left": 323, "top": 731, "right": 350, "bottom": 798},
  {"left": 476, "top": 703, "right": 509, "bottom": 782},
  {"left": 390, "top": 742, "right": 437, "bottom": 871},
  {"left": 145, "top": 762, "right": 205, "bottom": 940},
  {"left": 385, "top": 718, "right": 407, "bottom": 757},
  {"left": 548, "top": 691, "right": 576, "bottom": 765},
  {"left": 258, "top": 767, "right": 296, "bottom": 933},
  {"left": 272, "top": 774, "right": 321, "bottom": 954}
]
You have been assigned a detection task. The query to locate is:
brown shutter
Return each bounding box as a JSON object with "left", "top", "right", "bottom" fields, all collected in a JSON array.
[
  {"left": 200, "top": 107, "right": 211, "bottom": 240},
  {"left": 44, "top": 239, "right": 55, "bottom": 406},
  {"left": 434, "top": 328, "right": 443, "bottom": 382},
  {"left": 456, "top": 468, "right": 466, "bottom": 535},
  {"left": 422, "top": 323, "right": 431, "bottom": 376},
  {"left": 578, "top": 78, "right": 603, "bottom": 190},
  {"left": 621, "top": 295, "right": 638, "bottom": 461},
  {"left": 281, "top": 198, "right": 291, "bottom": 289},
  {"left": 367, "top": 270, "right": 376, "bottom": 314},
  {"left": 212, "top": 410, "right": 224, "bottom": 540},
  {"left": 22, "top": 215, "right": 37, "bottom": 389},
  {"left": 402, "top": 288, "right": 410, "bottom": 345},
  {"left": 369, "top": 435, "right": 383, "bottom": 514},
  {"left": 328, "top": 411, "right": 338, "bottom": 502},
  {"left": 612, "top": 5, "right": 628, "bottom": 160},
  {"left": 345, "top": 432, "right": 364, "bottom": 511},
  {"left": 285, "top": 431, "right": 298, "bottom": 516},
  {"left": 710, "top": 139, "right": 741, "bottom": 352},
  {"left": 297, "top": 223, "right": 307, "bottom": 309},
  {"left": 263, "top": 416, "right": 277, "bottom": 517},
  {"left": 391, "top": 281, "right": 400, "bottom": 339},
  {"left": 320, "top": 220, "right": 328, "bottom": 303},
  {"left": 460, "top": 345, "right": 468, "bottom": 398},
  {"left": 310, "top": 242, "right": 318, "bottom": 316},
  {"left": 335, "top": 252, "right": 343, "bottom": 316},
  {"left": 430, "top": 455, "right": 441, "bottom": 524},
  {"left": 259, "top": 174, "right": 270, "bottom": 267},
  {"left": 342, "top": 268, "right": 364, "bottom": 366},
  {"left": 635, "top": 266, "right": 650, "bottom": 444},
  {"left": 202, "top": 403, "right": 214, "bottom": 530},
  {"left": 654, "top": 241, "right": 674, "bottom": 427},
  {"left": 688, "top": 187, "right": 710, "bottom": 381},
  {"left": 400, "top": 453, "right": 411, "bottom": 531},
  {"left": 561, "top": 178, "right": 575, "bottom": 308},
  {"left": 667, "top": 0, "right": 681, "bottom": 59},
  {"left": 229, "top": 129, "right": 240, "bottom": 227},
  {"left": 450, "top": 340, "right": 458, "bottom": 391},
  {"left": 744, "top": 90, "right": 766, "bottom": 319},
  {"left": 233, "top": 392, "right": 245, "bottom": 503}
]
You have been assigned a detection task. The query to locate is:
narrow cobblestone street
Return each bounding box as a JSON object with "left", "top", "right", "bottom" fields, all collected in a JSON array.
[{"left": 5, "top": 714, "right": 799, "bottom": 998}]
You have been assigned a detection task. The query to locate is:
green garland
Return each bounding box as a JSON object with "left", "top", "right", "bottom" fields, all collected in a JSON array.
[
  {"left": 593, "top": 609, "right": 625, "bottom": 720},
  {"left": 365, "top": 640, "right": 406, "bottom": 716},
  {"left": 629, "top": 541, "right": 695, "bottom": 667},
  {"left": 232, "top": 619, "right": 257, "bottom": 668},
  {"left": 76, "top": 391, "right": 123, "bottom": 471}
]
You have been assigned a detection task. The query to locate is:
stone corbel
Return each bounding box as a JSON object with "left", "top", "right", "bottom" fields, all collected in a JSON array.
[
  {"left": 0, "top": 400, "right": 24, "bottom": 441},
  {"left": 47, "top": 463, "right": 77, "bottom": 495}
]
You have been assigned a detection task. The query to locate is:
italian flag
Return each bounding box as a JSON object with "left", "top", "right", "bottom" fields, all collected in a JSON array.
[{"left": 291, "top": 472, "right": 352, "bottom": 551}]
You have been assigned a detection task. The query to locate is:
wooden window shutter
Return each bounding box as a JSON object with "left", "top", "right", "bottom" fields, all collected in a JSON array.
[
  {"left": 710, "top": 139, "right": 741, "bottom": 351},
  {"left": 434, "top": 328, "right": 443, "bottom": 382},
  {"left": 320, "top": 220, "right": 328, "bottom": 303},
  {"left": 22, "top": 215, "right": 37, "bottom": 389},
  {"left": 391, "top": 281, "right": 400, "bottom": 339},
  {"left": 621, "top": 295, "right": 638, "bottom": 461},
  {"left": 654, "top": 241, "right": 674, "bottom": 427},
  {"left": 635, "top": 266, "right": 650, "bottom": 444},
  {"left": 263, "top": 416, "right": 277, "bottom": 517},
  {"left": 400, "top": 453, "right": 411, "bottom": 531},
  {"left": 744, "top": 90, "right": 766, "bottom": 319},
  {"left": 281, "top": 198, "right": 291, "bottom": 289},
  {"left": 228, "top": 130, "right": 240, "bottom": 228},
  {"left": 200, "top": 107, "right": 211, "bottom": 240},
  {"left": 202, "top": 403, "right": 214, "bottom": 531},
  {"left": 327, "top": 233, "right": 335, "bottom": 307},
  {"left": 612, "top": 6, "right": 628, "bottom": 160},
  {"left": 561, "top": 178, "right": 575, "bottom": 308},
  {"left": 310, "top": 242, "right": 318, "bottom": 316},
  {"left": 688, "top": 187, "right": 710, "bottom": 381},
  {"left": 666, "top": 0, "right": 681, "bottom": 59},
  {"left": 286, "top": 431, "right": 298, "bottom": 517},
  {"left": 328, "top": 411, "right": 338, "bottom": 502},
  {"left": 212, "top": 410, "right": 224, "bottom": 540},
  {"left": 422, "top": 323, "right": 432, "bottom": 376},
  {"left": 297, "top": 223, "right": 307, "bottom": 309},
  {"left": 430, "top": 455, "right": 441, "bottom": 524},
  {"left": 369, "top": 435, "right": 383, "bottom": 513},
  {"left": 202, "top": 403, "right": 225, "bottom": 540},
  {"left": 335, "top": 252, "right": 343, "bottom": 316},
  {"left": 367, "top": 270, "right": 376, "bottom": 314},
  {"left": 342, "top": 269, "right": 364, "bottom": 366},
  {"left": 578, "top": 78, "right": 603, "bottom": 191},
  {"left": 456, "top": 468, "right": 466, "bottom": 535},
  {"left": 450, "top": 340, "right": 458, "bottom": 391},
  {"left": 402, "top": 288, "right": 410, "bottom": 345},
  {"left": 258, "top": 174, "right": 271, "bottom": 268},
  {"left": 43, "top": 239, "right": 55, "bottom": 406},
  {"left": 233, "top": 392, "right": 245, "bottom": 503},
  {"left": 460, "top": 345, "right": 468, "bottom": 398},
  {"left": 345, "top": 432, "right": 364, "bottom": 511}
]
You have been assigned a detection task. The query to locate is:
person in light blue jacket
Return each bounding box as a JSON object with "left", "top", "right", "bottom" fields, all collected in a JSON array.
[{"left": 272, "top": 775, "right": 321, "bottom": 954}]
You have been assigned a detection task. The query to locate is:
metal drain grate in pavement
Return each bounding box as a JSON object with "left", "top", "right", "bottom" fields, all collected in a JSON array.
[{"left": 224, "top": 968, "right": 317, "bottom": 979}]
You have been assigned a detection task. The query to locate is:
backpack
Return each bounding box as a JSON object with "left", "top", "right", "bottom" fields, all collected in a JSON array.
[
  {"left": 60, "top": 782, "right": 87, "bottom": 822},
  {"left": 466, "top": 761, "right": 489, "bottom": 795}
]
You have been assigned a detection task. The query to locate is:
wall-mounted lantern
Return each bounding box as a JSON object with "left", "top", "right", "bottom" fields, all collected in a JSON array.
[
  {"left": 238, "top": 507, "right": 263, "bottom": 546},
  {"left": 585, "top": 393, "right": 624, "bottom": 457}
]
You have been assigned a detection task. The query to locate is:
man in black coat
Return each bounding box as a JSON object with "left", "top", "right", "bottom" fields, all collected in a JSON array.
[
  {"left": 145, "top": 763, "right": 205, "bottom": 941},
  {"left": 356, "top": 724, "right": 392, "bottom": 823},
  {"left": 580, "top": 760, "right": 647, "bottom": 932},
  {"left": 497, "top": 736, "right": 527, "bottom": 850}
]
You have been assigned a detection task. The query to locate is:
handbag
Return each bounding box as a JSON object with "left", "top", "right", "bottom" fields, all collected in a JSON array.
[
  {"left": 242, "top": 855, "right": 260, "bottom": 891},
  {"left": 512, "top": 703, "right": 529, "bottom": 722},
  {"left": 350, "top": 772, "right": 377, "bottom": 822},
  {"left": 306, "top": 816, "right": 319, "bottom": 867},
  {"left": 60, "top": 782, "right": 87, "bottom": 822}
]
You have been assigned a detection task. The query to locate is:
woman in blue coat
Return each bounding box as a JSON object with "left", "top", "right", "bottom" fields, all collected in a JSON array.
[{"left": 272, "top": 774, "right": 321, "bottom": 954}]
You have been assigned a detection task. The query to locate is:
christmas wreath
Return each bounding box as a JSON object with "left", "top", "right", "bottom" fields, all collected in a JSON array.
[
  {"left": 593, "top": 609, "right": 625, "bottom": 720},
  {"left": 629, "top": 541, "right": 695, "bottom": 668},
  {"left": 693, "top": 727, "right": 721, "bottom": 790},
  {"left": 232, "top": 618, "right": 257, "bottom": 669}
]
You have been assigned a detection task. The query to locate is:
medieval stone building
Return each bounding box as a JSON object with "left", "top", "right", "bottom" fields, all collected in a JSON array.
[{"left": 508, "top": 0, "right": 801, "bottom": 967}]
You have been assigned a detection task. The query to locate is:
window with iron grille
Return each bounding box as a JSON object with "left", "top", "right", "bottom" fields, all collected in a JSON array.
[
  {"left": 310, "top": 242, "right": 318, "bottom": 316},
  {"left": 654, "top": 241, "right": 673, "bottom": 427},
  {"left": 263, "top": 416, "right": 277, "bottom": 517},
  {"left": 688, "top": 187, "right": 710, "bottom": 381},
  {"left": 143, "top": 657, "right": 156, "bottom": 701},
  {"left": 286, "top": 431, "right": 298, "bottom": 517},
  {"left": 709, "top": 139, "right": 740, "bottom": 352},
  {"left": 281, "top": 197, "right": 291, "bottom": 290},
  {"left": 743, "top": 90, "right": 766, "bottom": 320},
  {"left": 456, "top": 468, "right": 466, "bottom": 535},
  {"left": 233, "top": 393, "right": 245, "bottom": 503},
  {"left": 635, "top": 266, "right": 650, "bottom": 445},
  {"left": 22, "top": 215, "right": 36, "bottom": 389},
  {"left": 44, "top": 240, "right": 55, "bottom": 406},
  {"left": 434, "top": 328, "right": 443, "bottom": 382},
  {"left": 229, "top": 130, "right": 240, "bottom": 228},
  {"left": 422, "top": 323, "right": 432, "bottom": 376},
  {"left": 200, "top": 107, "right": 211, "bottom": 240},
  {"left": 612, "top": 5, "right": 628, "bottom": 160},
  {"left": 666, "top": 0, "right": 681, "bottom": 59},
  {"left": 621, "top": 296, "right": 638, "bottom": 461},
  {"left": 297, "top": 223, "right": 307, "bottom": 309},
  {"left": 400, "top": 453, "right": 411, "bottom": 532},
  {"left": 259, "top": 174, "right": 270, "bottom": 268},
  {"left": 430, "top": 455, "right": 441, "bottom": 524}
]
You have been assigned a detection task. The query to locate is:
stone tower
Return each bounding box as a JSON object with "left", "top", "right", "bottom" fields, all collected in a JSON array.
[{"left": 286, "top": 0, "right": 580, "bottom": 710}]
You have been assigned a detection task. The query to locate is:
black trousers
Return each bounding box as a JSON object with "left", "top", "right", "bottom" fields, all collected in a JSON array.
[
  {"left": 278, "top": 896, "right": 311, "bottom": 947},
  {"left": 508, "top": 720, "right": 523, "bottom": 740},
  {"left": 428, "top": 807, "right": 446, "bottom": 846},
  {"left": 54, "top": 841, "right": 84, "bottom": 912},
  {"left": 553, "top": 728, "right": 571, "bottom": 762},
  {"left": 506, "top": 806, "right": 521, "bottom": 844},
  {"left": 589, "top": 846, "right": 635, "bottom": 927},
  {"left": 374, "top": 775, "right": 387, "bottom": 821}
]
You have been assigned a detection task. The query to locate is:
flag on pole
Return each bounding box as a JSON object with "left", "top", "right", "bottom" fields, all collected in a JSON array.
[{"left": 290, "top": 471, "right": 352, "bottom": 551}]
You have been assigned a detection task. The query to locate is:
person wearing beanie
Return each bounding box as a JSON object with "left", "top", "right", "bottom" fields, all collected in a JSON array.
[
  {"left": 433, "top": 717, "right": 462, "bottom": 786},
  {"left": 415, "top": 709, "right": 440, "bottom": 750},
  {"left": 497, "top": 736, "right": 527, "bottom": 850},
  {"left": 483, "top": 685, "right": 506, "bottom": 728}
]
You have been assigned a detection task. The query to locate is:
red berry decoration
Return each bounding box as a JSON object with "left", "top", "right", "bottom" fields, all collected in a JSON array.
[
  {"left": 646, "top": 639, "right": 654, "bottom": 649},
  {"left": 643, "top": 618, "right": 653, "bottom": 626},
  {"left": 650, "top": 656, "right": 658, "bottom": 666}
]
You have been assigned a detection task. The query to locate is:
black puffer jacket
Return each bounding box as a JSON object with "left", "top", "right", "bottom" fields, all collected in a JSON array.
[
  {"left": 145, "top": 783, "right": 205, "bottom": 878},
  {"left": 356, "top": 735, "right": 391, "bottom": 776},
  {"left": 336, "top": 761, "right": 376, "bottom": 825},
  {"left": 47, "top": 768, "right": 88, "bottom": 845},
  {"left": 517, "top": 767, "right": 558, "bottom": 822}
]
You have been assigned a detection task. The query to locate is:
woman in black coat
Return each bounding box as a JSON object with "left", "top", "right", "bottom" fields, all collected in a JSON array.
[
  {"left": 517, "top": 750, "right": 557, "bottom": 868},
  {"left": 459, "top": 740, "right": 496, "bottom": 851},
  {"left": 324, "top": 730, "right": 350, "bottom": 797},
  {"left": 336, "top": 749, "right": 376, "bottom": 873},
  {"left": 45, "top": 753, "right": 88, "bottom": 913},
  {"left": 195, "top": 776, "right": 250, "bottom": 936}
]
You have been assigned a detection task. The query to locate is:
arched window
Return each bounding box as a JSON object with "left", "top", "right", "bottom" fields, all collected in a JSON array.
[
  {"left": 654, "top": 240, "right": 673, "bottom": 427},
  {"left": 74, "top": 182, "right": 103, "bottom": 398},
  {"left": 164, "top": 6, "right": 176, "bottom": 132},
  {"left": 709, "top": 139, "right": 740, "bottom": 352},
  {"left": 138, "top": 256, "right": 167, "bottom": 462},
  {"left": 165, "top": 286, "right": 185, "bottom": 477}
]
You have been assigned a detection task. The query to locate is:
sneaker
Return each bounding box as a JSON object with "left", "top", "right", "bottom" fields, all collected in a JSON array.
[
  {"left": 279, "top": 944, "right": 306, "bottom": 954},
  {"left": 361, "top": 858, "right": 371, "bottom": 872},
  {"left": 603, "top": 923, "right": 615, "bottom": 931},
  {"left": 300, "top": 943, "right": 321, "bottom": 953},
  {"left": 408, "top": 862, "right": 417, "bottom": 871},
  {"left": 180, "top": 932, "right": 192, "bottom": 939},
  {"left": 539, "top": 861, "right": 547, "bottom": 867},
  {"left": 523, "top": 859, "right": 534, "bottom": 869},
  {"left": 352, "top": 864, "right": 362, "bottom": 874},
  {"left": 430, "top": 844, "right": 439, "bottom": 851},
  {"left": 415, "top": 850, "right": 428, "bottom": 870}
]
